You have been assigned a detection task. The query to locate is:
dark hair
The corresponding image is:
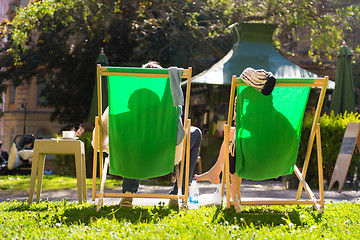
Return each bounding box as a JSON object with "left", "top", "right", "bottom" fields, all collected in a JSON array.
[{"left": 142, "top": 61, "right": 162, "bottom": 69}]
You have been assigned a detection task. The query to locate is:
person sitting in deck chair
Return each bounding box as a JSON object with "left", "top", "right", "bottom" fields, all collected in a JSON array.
[
  {"left": 92, "top": 61, "right": 202, "bottom": 207},
  {"left": 195, "top": 67, "right": 277, "bottom": 198}
]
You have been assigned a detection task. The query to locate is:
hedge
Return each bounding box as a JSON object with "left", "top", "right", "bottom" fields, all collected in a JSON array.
[{"left": 295, "top": 111, "right": 360, "bottom": 188}]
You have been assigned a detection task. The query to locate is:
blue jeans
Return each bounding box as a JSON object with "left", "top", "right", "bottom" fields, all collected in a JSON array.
[{"left": 122, "top": 126, "right": 202, "bottom": 195}]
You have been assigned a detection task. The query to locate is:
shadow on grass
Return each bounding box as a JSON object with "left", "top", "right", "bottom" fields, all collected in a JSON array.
[
  {"left": 3, "top": 199, "right": 178, "bottom": 225},
  {"left": 214, "top": 205, "right": 323, "bottom": 228},
  {"left": 62, "top": 204, "right": 177, "bottom": 225},
  {"left": 3, "top": 199, "right": 323, "bottom": 228}
]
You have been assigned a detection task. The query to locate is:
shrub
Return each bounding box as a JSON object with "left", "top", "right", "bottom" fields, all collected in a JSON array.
[{"left": 295, "top": 111, "right": 360, "bottom": 188}]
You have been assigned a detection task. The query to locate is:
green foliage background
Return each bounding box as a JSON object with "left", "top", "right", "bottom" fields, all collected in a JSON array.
[{"left": 0, "top": 0, "right": 359, "bottom": 126}]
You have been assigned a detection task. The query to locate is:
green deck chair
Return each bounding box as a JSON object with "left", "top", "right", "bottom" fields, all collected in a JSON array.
[
  {"left": 92, "top": 65, "right": 192, "bottom": 210},
  {"left": 222, "top": 75, "right": 328, "bottom": 212}
]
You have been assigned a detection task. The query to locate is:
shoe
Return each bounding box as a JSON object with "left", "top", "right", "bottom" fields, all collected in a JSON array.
[
  {"left": 119, "top": 192, "right": 133, "bottom": 207},
  {"left": 168, "top": 198, "right": 178, "bottom": 208}
]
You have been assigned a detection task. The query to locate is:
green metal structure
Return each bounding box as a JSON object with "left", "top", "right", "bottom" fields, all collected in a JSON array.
[{"left": 193, "top": 23, "right": 317, "bottom": 85}]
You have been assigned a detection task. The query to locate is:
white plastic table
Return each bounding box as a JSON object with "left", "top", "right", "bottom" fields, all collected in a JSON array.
[{"left": 28, "top": 139, "right": 86, "bottom": 204}]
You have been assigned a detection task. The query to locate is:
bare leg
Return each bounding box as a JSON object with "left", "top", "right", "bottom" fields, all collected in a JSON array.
[
  {"left": 195, "top": 127, "right": 236, "bottom": 184},
  {"left": 194, "top": 150, "right": 223, "bottom": 184}
]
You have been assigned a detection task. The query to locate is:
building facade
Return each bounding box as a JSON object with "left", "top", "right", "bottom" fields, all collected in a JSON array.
[{"left": 1, "top": 0, "right": 63, "bottom": 151}]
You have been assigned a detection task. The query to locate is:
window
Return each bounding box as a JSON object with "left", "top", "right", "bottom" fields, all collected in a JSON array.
[
  {"left": 37, "top": 82, "right": 47, "bottom": 104},
  {"left": 10, "top": 84, "right": 15, "bottom": 104}
]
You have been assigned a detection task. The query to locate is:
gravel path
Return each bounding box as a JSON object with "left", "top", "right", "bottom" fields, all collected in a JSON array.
[{"left": 2, "top": 180, "right": 359, "bottom": 207}]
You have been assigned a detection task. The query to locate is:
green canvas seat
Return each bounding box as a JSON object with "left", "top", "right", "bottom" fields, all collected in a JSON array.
[
  {"left": 222, "top": 76, "right": 328, "bottom": 213},
  {"left": 92, "top": 65, "right": 193, "bottom": 210},
  {"left": 107, "top": 68, "right": 178, "bottom": 179},
  {"left": 235, "top": 83, "right": 310, "bottom": 180}
]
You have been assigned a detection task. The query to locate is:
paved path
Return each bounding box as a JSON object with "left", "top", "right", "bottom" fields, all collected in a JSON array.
[{"left": 2, "top": 180, "right": 360, "bottom": 207}]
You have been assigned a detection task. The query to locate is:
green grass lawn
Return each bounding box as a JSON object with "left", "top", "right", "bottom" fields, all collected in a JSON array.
[
  {"left": 1, "top": 199, "right": 360, "bottom": 239},
  {"left": 2, "top": 175, "right": 360, "bottom": 239},
  {"left": 0, "top": 175, "right": 123, "bottom": 193}
]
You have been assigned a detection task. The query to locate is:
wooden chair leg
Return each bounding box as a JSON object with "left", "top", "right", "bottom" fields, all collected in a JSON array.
[
  {"left": 294, "top": 166, "right": 322, "bottom": 212},
  {"left": 231, "top": 174, "right": 242, "bottom": 213},
  {"left": 223, "top": 124, "right": 232, "bottom": 209},
  {"left": 97, "top": 157, "right": 109, "bottom": 211},
  {"left": 92, "top": 116, "right": 99, "bottom": 201},
  {"left": 316, "top": 124, "right": 324, "bottom": 210}
]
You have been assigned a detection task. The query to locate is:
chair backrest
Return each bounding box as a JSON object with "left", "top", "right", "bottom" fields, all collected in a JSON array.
[
  {"left": 14, "top": 135, "right": 35, "bottom": 150},
  {"left": 231, "top": 78, "right": 317, "bottom": 180},
  {"left": 97, "top": 66, "right": 191, "bottom": 179}
]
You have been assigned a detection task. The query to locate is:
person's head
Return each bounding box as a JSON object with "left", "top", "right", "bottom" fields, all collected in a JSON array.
[
  {"left": 128, "top": 89, "right": 160, "bottom": 112},
  {"left": 142, "top": 61, "right": 162, "bottom": 69}
]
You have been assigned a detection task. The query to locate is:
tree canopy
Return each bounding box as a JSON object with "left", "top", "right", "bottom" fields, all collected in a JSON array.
[{"left": 0, "top": 0, "right": 359, "bottom": 126}]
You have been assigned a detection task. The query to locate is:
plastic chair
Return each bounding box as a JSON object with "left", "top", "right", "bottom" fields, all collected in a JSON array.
[
  {"left": 7, "top": 135, "right": 35, "bottom": 171},
  {"left": 92, "top": 65, "right": 192, "bottom": 210},
  {"left": 222, "top": 76, "right": 328, "bottom": 212}
]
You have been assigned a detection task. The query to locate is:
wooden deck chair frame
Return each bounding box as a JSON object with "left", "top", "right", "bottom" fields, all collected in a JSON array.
[
  {"left": 222, "top": 75, "right": 328, "bottom": 213},
  {"left": 91, "top": 64, "right": 192, "bottom": 210}
]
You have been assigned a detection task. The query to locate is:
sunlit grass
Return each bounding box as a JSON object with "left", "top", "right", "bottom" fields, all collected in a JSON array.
[
  {"left": 0, "top": 175, "right": 122, "bottom": 192},
  {"left": 1, "top": 200, "right": 360, "bottom": 239}
]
